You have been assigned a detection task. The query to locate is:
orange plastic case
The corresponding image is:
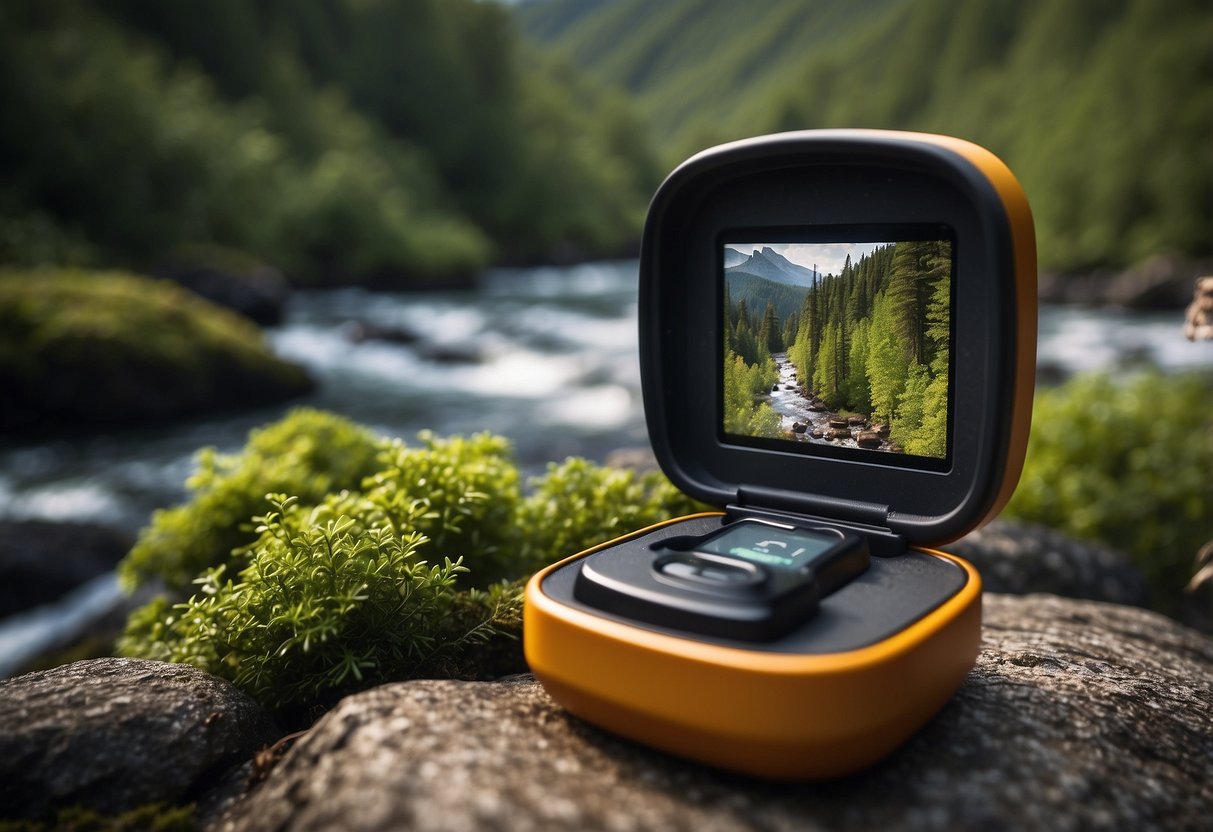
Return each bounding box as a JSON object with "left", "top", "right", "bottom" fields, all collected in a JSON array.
[{"left": 525, "top": 131, "right": 1036, "bottom": 780}]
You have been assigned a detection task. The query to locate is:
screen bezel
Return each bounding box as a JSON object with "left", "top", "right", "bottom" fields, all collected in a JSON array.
[
  {"left": 638, "top": 132, "right": 1028, "bottom": 544},
  {"left": 718, "top": 224, "right": 956, "bottom": 473}
]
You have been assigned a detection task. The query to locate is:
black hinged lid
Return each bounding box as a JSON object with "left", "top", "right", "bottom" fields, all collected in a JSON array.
[{"left": 639, "top": 130, "right": 1036, "bottom": 546}]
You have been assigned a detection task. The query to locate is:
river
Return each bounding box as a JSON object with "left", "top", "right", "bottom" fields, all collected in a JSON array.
[
  {"left": 1, "top": 260, "right": 1209, "bottom": 535},
  {"left": 0, "top": 261, "right": 1209, "bottom": 674}
]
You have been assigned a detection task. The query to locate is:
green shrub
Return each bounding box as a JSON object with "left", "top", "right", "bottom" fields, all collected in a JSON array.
[
  {"left": 119, "top": 495, "right": 521, "bottom": 711},
  {"left": 361, "top": 432, "right": 523, "bottom": 588},
  {"left": 118, "top": 410, "right": 706, "bottom": 712},
  {"left": 0, "top": 269, "right": 311, "bottom": 432},
  {"left": 516, "top": 456, "right": 708, "bottom": 574},
  {"left": 120, "top": 409, "right": 386, "bottom": 593},
  {"left": 1005, "top": 371, "right": 1213, "bottom": 609}
]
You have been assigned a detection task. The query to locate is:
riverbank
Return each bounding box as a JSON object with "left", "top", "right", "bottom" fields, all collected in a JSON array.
[
  {"left": 765, "top": 353, "right": 901, "bottom": 452},
  {"left": 1, "top": 260, "right": 1210, "bottom": 679},
  {"left": 1038, "top": 255, "right": 1212, "bottom": 309}
]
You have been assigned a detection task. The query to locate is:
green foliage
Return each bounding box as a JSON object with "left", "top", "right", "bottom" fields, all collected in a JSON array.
[
  {"left": 723, "top": 351, "right": 781, "bottom": 439},
  {"left": 515, "top": 457, "right": 710, "bottom": 573},
  {"left": 518, "top": 0, "right": 898, "bottom": 160},
  {"left": 120, "top": 410, "right": 387, "bottom": 593},
  {"left": 1005, "top": 372, "right": 1213, "bottom": 609},
  {"left": 120, "top": 495, "right": 520, "bottom": 711},
  {"left": 0, "top": 0, "right": 658, "bottom": 279},
  {"left": 521, "top": 0, "right": 1213, "bottom": 270},
  {"left": 361, "top": 432, "right": 524, "bottom": 588},
  {"left": 0, "top": 801, "right": 195, "bottom": 832},
  {"left": 725, "top": 272, "right": 808, "bottom": 330},
  {"left": 0, "top": 268, "right": 310, "bottom": 432},
  {"left": 118, "top": 410, "right": 706, "bottom": 711}
]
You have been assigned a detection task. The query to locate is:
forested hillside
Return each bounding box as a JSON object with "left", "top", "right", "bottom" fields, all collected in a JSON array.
[
  {"left": 0, "top": 0, "right": 660, "bottom": 283},
  {"left": 518, "top": 0, "right": 1213, "bottom": 270},
  {"left": 518, "top": 0, "right": 901, "bottom": 153}
]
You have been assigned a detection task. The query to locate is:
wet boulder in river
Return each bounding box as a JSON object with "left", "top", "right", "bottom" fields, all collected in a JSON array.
[{"left": 856, "top": 430, "right": 883, "bottom": 449}]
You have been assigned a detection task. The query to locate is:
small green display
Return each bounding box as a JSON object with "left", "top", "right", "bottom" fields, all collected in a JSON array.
[{"left": 697, "top": 523, "right": 841, "bottom": 570}]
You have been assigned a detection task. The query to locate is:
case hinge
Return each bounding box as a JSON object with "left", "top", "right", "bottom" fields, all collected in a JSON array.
[{"left": 731, "top": 486, "right": 906, "bottom": 557}]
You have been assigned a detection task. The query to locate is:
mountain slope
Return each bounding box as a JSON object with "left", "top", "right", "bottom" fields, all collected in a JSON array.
[
  {"left": 724, "top": 271, "right": 808, "bottom": 326},
  {"left": 517, "top": 0, "right": 903, "bottom": 156},
  {"left": 517, "top": 0, "right": 1213, "bottom": 269},
  {"left": 726, "top": 247, "right": 819, "bottom": 288}
]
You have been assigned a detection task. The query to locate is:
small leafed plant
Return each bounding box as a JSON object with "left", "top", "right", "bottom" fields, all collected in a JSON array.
[{"left": 118, "top": 409, "right": 704, "bottom": 712}]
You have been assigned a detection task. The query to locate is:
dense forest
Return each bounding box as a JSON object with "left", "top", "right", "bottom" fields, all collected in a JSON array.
[
  {"left": 0, "top": 0, "right": 660, "bottom": 283},
  {"left": 724, "top": 241, "right": 951, "bottom": 457},
  {"left": 4, "top": 0, "right": 1208, "bottom": 280},
  {"left": 519, "top": 0, "right": 1213, "bottom": 271}
]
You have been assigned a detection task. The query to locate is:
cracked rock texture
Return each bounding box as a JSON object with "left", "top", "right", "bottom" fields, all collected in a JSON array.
[
  {"left": 218, "top": 594, "right": 1213, "bottom": 832},
  {"left": 0, "top": 657, "right": 279, "bottom": 820}
]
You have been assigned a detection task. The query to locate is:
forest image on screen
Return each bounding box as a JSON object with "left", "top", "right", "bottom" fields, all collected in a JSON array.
[{"left": 723, "top": 240, "right": 952, "bottom": 458}]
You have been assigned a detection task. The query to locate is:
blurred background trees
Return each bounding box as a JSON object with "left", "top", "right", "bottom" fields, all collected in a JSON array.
[
  {"left": 519, "top": 0, "right": 1213, "bottom": 272},
  {"left": 0, "top": 0, "right": 659, "bottom": 284},
  {"left": 2, "top": 0, "right": 1208, "bottom": 281}
]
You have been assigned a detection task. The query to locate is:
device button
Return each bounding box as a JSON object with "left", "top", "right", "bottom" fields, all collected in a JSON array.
[{"left": 658, "top": 555, "right": 758, "bottom": 586}]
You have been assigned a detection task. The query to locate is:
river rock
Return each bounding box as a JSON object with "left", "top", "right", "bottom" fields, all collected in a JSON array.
[
  {"left": 341, "top": 320, "right": 423, "bottom": 346},
  {"left": 855, "top": 430, "right": 883, "bottom": 448},
  {"left": 1182, "top": 276, "right": 1213, "bottom": 341},
  {"left": 827, "top": 427, "right": 851, "bottom": 440},
  {"left": 1038, "top": 255, "right": 1212, "bottom": 310},
  {"left": 418, "top": 343, "right": 482, "bottom": 365},
  {"left": 156, "top": 258, "right": 289, "bottom": 326},
  {"left": 828, "top": 418, "right": 849, "bottom": 430},
  {"left": 215, "top": 594, "right": 1212, "bottom": 832},
  {"left": 792, "top": 422, "right": 807, "bottom": 434},
  {"left": 0, "top": 658, "right": 279, "bottom": 821},
  {"left": 943, "top": 518, "right": 1149, "bottom": 606},
  {"left": 0, "top": 520, "right": 132, "bottom": 618},
  {"left": 847, "top": 415, "right": 867, "bottom": 427},
  {"left": 871, "top": 422, "right": 891, "bottom": 437}
]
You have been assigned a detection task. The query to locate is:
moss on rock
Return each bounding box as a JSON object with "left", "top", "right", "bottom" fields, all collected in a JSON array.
[{"left": 0, "top": 268, "right": 312, "bottom": 432}]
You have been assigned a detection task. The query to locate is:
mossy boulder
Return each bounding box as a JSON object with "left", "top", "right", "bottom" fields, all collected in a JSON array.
[{"left": 0, "top": 268, "right": 312, "bottom": 432}]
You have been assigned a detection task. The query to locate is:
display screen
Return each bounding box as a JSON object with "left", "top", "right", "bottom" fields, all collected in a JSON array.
[
  {"left": 695, "top": 523, "right": 842, "bottom": 570},
  {"left": 722, "top": 231, "right": 953, "bottom": 462}
]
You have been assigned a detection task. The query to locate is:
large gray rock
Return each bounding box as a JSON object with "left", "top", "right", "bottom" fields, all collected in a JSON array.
[
  {"left": 0, "top": 658, "right": 279, "bottom": 821},
  {"left": 943, "top": 518, "right": 1150, "bottom": 606},
  {"left": 217, "top": 594, "right": 1213, "bottom": 832}
]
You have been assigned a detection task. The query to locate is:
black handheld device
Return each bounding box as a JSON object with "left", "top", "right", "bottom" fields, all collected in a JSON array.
[{"left": 574, "top": 519, "right": 869, "bottom": 640}]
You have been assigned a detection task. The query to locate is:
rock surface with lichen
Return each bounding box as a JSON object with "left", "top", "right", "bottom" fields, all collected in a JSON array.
[
  {"left": 0, "top": 657, "right": 278, "bottom": 822},
  {"left": 215, "top": 594, "right": 1213, "bottom": 832}
]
